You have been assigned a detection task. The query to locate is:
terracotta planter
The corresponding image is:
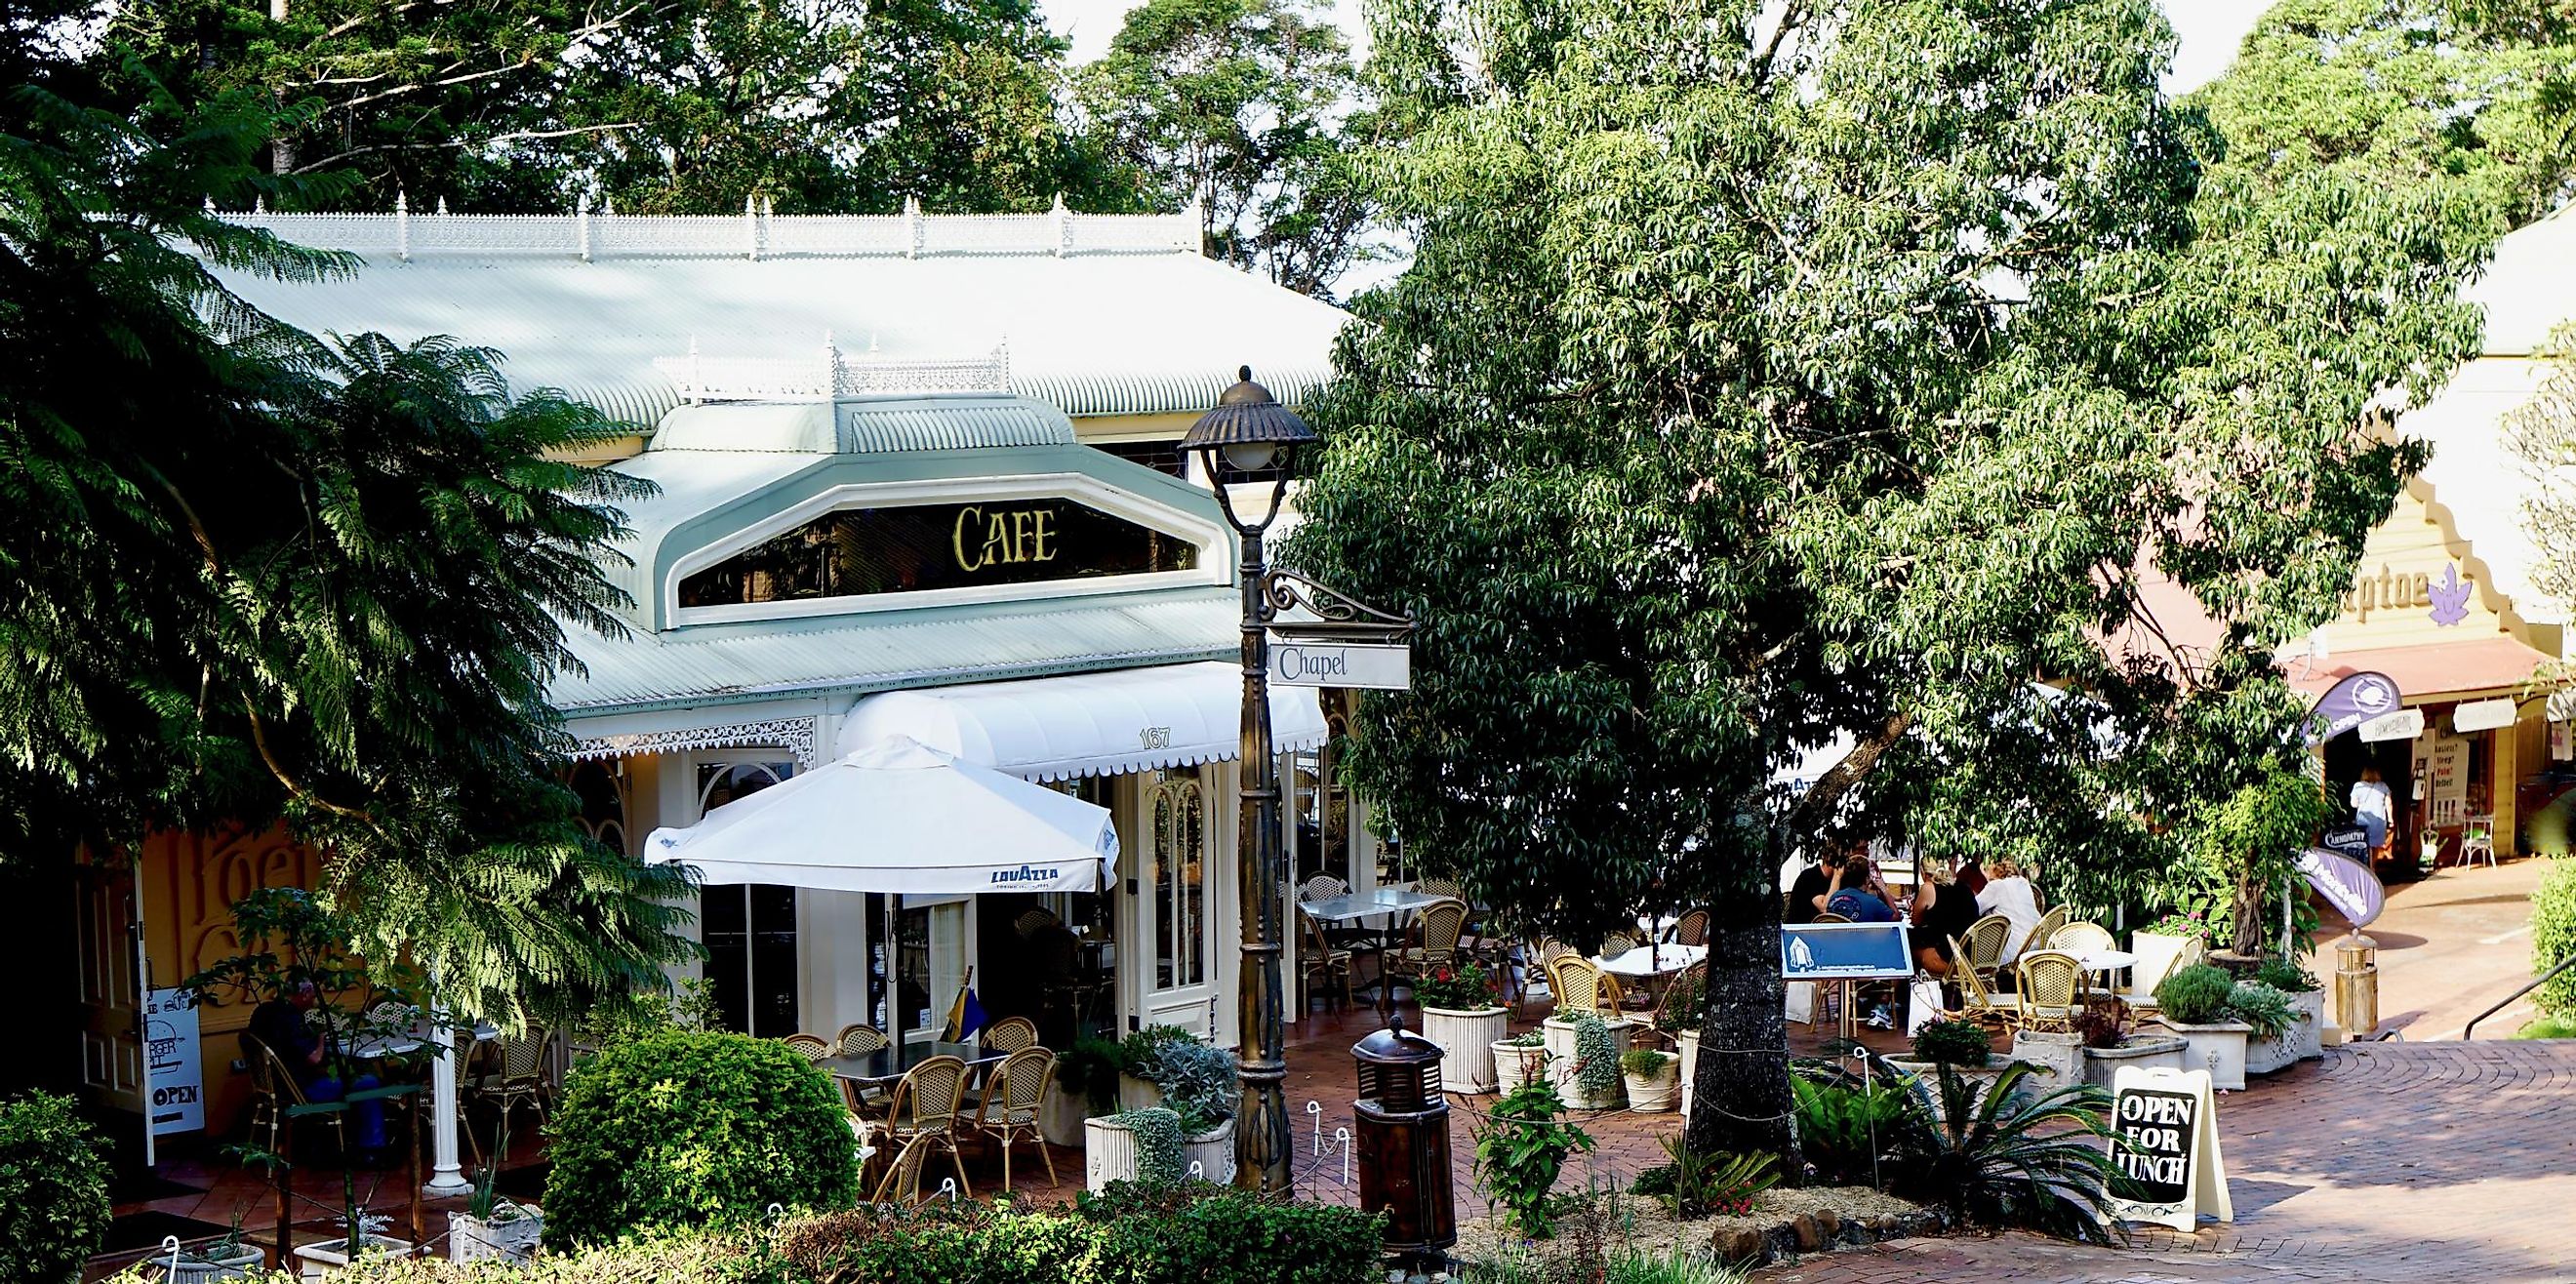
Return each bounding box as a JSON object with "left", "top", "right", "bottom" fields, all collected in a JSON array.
[
  {"left": 1677, "top": 1030, "right": 1700, "bottom": 1116},
  {"left": 2161, "top": 1021, "right": 2252, "bottom": 1091},
  {"left": 1181, "top": 1118, "right": 1236, "bottom": 1184},
  {"left": 2009, "top": 1029, "right": 2082, "bottom": 1086},
  {"left": 449, "top": 1205, "right": 543, "bottom": 1264},
  {"left": 1543, "top": 1016, "right": 1632, "bottom": 1109},
  {"left": 293, "top": 1234, "right": 415, "bottom": 1280},
  {"left": 2081, "top": 1033, "right": 2186, "bottom": 1093},
  {"left": 158, "top": 1244, "right": 264, "bottom": 1283},
  {"left": 1039, "top": 1081, "right": 1090, "bottom": 1147},
  {"left": 1492, "top": 1040, "right": 1548, "bottom": 1095},
  {"left": 1422, "top": 1005, "right": 1509, "bottom": 1093},
  {"left": 1624, "top": 1067, "right": 1679, "bottom": 1112}
]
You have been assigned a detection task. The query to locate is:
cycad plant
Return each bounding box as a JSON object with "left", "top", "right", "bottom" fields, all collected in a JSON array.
[{"left": 1885, "top": 1063, "right": 2121, "bottom": 1242}]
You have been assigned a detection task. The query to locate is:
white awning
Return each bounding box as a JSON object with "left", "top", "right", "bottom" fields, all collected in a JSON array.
[{"left": 836, "top": 661, "right": 1330, "bottom": 782}]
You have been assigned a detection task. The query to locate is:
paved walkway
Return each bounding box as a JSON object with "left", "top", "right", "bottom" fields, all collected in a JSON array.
[
  {"left": 1755, "top": 1039, "right": 2576, "bottom": 1284},
  {"left": 2321, "top": 857, "right": 2557, "bottom": 1040}
]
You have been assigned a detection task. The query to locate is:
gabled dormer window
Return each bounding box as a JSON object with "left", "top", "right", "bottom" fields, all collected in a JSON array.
[{"left": 677, "top": 497, "right": 1202, "bottom": 609}]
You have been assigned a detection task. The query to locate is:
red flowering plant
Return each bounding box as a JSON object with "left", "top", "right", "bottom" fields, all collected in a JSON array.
[{"left": 1414, "top": 960, "right": 1503, "bottom": 1011}]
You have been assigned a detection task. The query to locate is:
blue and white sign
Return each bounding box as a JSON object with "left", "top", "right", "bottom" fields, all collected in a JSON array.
[
  {"left": 1781, "top": 922, "right": 1915, "bottom": 981},
  {"left": 142, "top": 987, "right": 204, "bottom": 1137}
]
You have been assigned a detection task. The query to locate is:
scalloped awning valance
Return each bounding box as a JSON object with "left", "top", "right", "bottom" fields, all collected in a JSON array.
[{"left": 834, "top": 662, "right": 1326, "bottom": 782}]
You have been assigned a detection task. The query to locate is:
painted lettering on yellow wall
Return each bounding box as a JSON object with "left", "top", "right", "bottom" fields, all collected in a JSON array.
[
  {"left": 2342, "top": 563, "right": 2441, "bottom": 623},
  {"left": 951, "top": 505, "right": 1060, "bottom": 572}
]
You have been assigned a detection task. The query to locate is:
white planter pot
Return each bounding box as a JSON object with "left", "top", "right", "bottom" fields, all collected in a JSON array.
[
  {"left": 2124, "top": 932, "right": 2193, "bottom": 1005},
  {"left": 449, "top": 1206, "right": 543, "bottom": 1264},
  {"left": 292, "top": 1234, "right": 415, "bottom": 1280},
  {"left": 1422, "top": 1005, "right": 1509, "bottom": 1093},
  {"left": 1678, "top": 1030, "right": 1700, "bottom": 1116},
  {"left": 158, "top": 1245, "right": 264, "bottom": 1283},
  {"left": 2161, "top": 1021, "right": 2252, "bottom": 1091},
  {"left": 1492, "top": 1041, "right": 1548, "bottom": 1096},
  {"left": 1039, "top": 1081, "right": 1090, "bottom": 1148},
  {"left": 1116, "top": 1074, "right": 1164, "bottom": 1113},
  {"left": 1181, "top": 1118, "right": 1236, "bottom": 1184},
  {"left": 2287, "top": 988, "right": 2325, "bottom": 1061},
  {"left": 2081, "top": 1034, "right": 2186, "bottom": 1093},
  {"left": 1084, "top": 1115, "right": 1142, "bottom": 1192},
  {"left": 2245, "top": 1024, "right": 2298, "bottom": 1076},
  {"left": 1543, "top": 1016, "right": 1632, "bottom": 1109},
  {"left": 1624, "top": 1068, "right": 1679, "bottom": 1112},
  {"left": 2009, "top": 1029, "right": 2083, "bottom": 1086}
]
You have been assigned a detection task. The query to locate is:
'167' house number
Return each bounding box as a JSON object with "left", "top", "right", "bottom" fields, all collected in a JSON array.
[{"left": 1139, "top": 727, "right": 1173, "bottom": 749}]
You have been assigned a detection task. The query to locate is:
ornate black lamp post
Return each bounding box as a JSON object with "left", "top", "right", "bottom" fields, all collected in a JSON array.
[{"left": 1182, "top": 366, "right": 1318, "bottom": 1194}]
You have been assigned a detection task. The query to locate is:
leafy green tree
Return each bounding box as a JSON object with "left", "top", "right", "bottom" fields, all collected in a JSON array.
[
  {"left": 1289, "top": 0, "right": 2496, "bottom": 1166},
  {"left": 1080, "top": 0, "right": 1378, "bottom": 296},
  {"left": 0, "top": 74, "right": 693, "bottom": 1023}
]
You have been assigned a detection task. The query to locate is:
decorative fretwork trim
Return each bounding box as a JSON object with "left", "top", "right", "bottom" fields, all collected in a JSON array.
[{"left": 571, "top": 716, "right": 819, "bottom": 768}]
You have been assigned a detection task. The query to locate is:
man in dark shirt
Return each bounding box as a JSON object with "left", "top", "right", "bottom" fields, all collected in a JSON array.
[
  {"left": 247, "top": 980, "right": 386, "bottom": 1156},
  {"left": 1784, "top": 850, "right": 1846, "bottom": 924}
]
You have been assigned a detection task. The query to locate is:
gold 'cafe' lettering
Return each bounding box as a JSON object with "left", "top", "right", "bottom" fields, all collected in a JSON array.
[
  {"left": 952, "top": 505, "right": 1060, "bottom": 572},
  {"left": 2343, "top": 563, "right": 2437, "bottom": 623}
]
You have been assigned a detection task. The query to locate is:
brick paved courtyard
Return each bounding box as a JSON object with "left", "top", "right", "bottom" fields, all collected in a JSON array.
[{"left": 1753, "top": 1039, "right": 2576, "bottom": 1284}]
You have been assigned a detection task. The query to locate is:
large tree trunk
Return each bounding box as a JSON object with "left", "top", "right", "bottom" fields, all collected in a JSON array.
[{"left": 1684, "top": 896, "right": 1799, "bottom": 1177}]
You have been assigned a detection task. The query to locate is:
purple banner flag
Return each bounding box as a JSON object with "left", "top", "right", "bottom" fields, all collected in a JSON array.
[
  {"left": 2295, "top": 847, "right": 2385, "bottom": 930},
  {"left": 2304, "top": 671, "right": 2400, "bottom": 745}
]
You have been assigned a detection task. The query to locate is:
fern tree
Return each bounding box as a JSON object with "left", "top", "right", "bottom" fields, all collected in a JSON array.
[{"left": 0, "top": 74, "right": 694, "bottom": 1024}]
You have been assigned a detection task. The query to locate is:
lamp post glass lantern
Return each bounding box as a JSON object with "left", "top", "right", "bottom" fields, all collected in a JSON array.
[{"left": 1183, "top": 366, "right": 1318, "bottom": 1194}]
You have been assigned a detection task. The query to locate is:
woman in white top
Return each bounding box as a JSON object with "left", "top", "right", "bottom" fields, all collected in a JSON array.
[
  {"left": 1975, "top": 858, "right": 2043, "bottom": 963},
  {"left": 2350, "top": 765, "right": 2395, "bottom": 857}
]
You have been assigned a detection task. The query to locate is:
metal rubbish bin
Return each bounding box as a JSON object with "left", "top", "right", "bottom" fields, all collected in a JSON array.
[{"left": 1352, "top": 1014, "right": 1456, "bottom": 1265}]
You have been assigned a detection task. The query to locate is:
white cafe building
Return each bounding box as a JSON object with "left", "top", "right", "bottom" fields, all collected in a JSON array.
[{"left": 172, "top": 204, "right": 1406, "bottom": 1114}]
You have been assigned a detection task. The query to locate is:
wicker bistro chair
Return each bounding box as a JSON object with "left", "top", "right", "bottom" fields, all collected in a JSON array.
[
  {"left": 2028, "top": 905, "right": 2069, "bottom": 958},
  {"left": 1299, "top": 908, "right": 1355, "bottom": 1011},
  {"left": 1960, "top": 914, "right": 2013, "bottom": 983},
  {"left": 2047, "top": 921, "right": 2116, "bottom": 956},
  {"left": 983, "top": 1017, "right": 1040, "bottom": 1054},
  {"left": 243, "top": 1035, "right": 346, "bottom": 1156},
  {"left": 870, "top": 1133, "right": 937, "bottom": 1207},
  {"left": 1948, "top": 938, "right": 2016, "bottom": 1032},
  {"left": 783, "top": 1033, "right": 834, "bottom": 1063},
  {"left": 968, "top": 1046, "right": 1060, "bottom": 1192},
  {"left": 2122, "top": 936, "right": 2205, "bottom": 1015},
  {"left": 1595, "top": 931, "right": 1641, "bottom": 958},
  {"left": 1388, "top": 899, "right": 1471, "bottom": 984},
  {"left": 877, "top": 1055, "right": 973, "bottom": 1197},
  {"left": 2014, "top": 950, "right": 2084, "bottom": 1032},
  {"left": 836, "top": 1024, "right": 890, "bottom": 1057},
  {"left": 1668, "top": 908, "right": 1711, "bottom": 947},
  {"left": 470, "top": 1028, "right": 556, "bottom": 1139},
  {"left": 1012, "top": 908, "right": 1061, "bottom": 938},
  {"left": 1543, "top": 953, "right": 1626, "bottom": 1020}
]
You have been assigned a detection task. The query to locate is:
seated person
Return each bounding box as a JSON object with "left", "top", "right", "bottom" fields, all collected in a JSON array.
[
  {"left": 1909, "top": 860, "right": 1981, "bottom": 978},
  {"left": 1824, "top": 857, "right": 1899, "bottom": 923},
  {"left": 1974, "top": 859, "right": 2043, "bottom": 963},
  {"left": 248, "top": 980, "right": 387, "bottom": 1157},
  {"left": 1784, "top": 848, "right": 1848, "bottom": 924}
]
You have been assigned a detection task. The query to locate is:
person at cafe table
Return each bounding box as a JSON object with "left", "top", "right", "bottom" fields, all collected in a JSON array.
[
  {"left": 249, "top": 979, "right": 389, "bottom": 1160},
  {"left": 1824, "top": 855, "right": 1900, "bottom": 923}
]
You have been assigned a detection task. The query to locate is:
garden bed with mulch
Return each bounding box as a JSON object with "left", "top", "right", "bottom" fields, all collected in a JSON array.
[{"left": 1454, "top": 1185, "right": 1944, "bottom": 1272}]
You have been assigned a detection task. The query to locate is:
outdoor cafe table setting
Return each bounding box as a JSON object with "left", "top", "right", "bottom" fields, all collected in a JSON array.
[
  {"left": 345, "top": 1019, "right": 502, "bottom": 1061},
  {"left": 1592, "top": 943, "right": 1708, "bottom": 980},
  {"left": 818, "top": 1039, "right": 1009, "bottom": 1089},
  {"left": 1299, "top": 886, "right": 1456, "bottom": 1014}
]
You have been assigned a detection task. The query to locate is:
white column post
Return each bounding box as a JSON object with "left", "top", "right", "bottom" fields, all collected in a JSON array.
[{"left": 424, "top": 1003, "right": 472, "bottom": 1195}]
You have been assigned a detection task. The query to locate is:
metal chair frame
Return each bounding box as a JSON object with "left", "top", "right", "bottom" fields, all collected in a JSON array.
[
  {"left": 969, "top": 1046, "right": 1060, "bottom": 1192},
  {"left": 1299, "top": 907, "right": 1354, "bottom": 1011},
  {"left": 880, "top": 1055, "right": 973, "bottom": 1197},
  {"left": 243, "top": 1035, "right": 345, "bottom": 1157}
]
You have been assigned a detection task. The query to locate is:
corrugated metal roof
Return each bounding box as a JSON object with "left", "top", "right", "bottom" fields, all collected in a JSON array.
[
  {"left": 646, "top": 397, "right": 1076, "bottom": 454},
  {"left": 548, "top": 587, "right": 1239, "bottom": 713},
  {"left": 205, "top": 215, "right": 1349, "bottom": 424}
]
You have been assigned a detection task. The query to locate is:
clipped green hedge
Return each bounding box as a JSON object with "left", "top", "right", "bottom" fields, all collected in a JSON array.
[
  {"left": 1074, "top": 1181, "right": 1387, "bottom": 1284},
  {"left": 0, "top": 1092, "right": 111, "bottom": 1284},
  {"left": 2534, "top": 858, "right": 2576, "bottom": 1020},
  {"left": 542, "top": 1029, "right": 861, "bottom": 1248}
]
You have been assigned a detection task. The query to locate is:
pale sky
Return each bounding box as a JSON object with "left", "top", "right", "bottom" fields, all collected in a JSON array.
[{"left": 1049, "top": 0, "right": 2270, "bottom": 95}]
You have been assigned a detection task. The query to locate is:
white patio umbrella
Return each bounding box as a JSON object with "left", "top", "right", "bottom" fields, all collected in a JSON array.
[{"left": 644, "top": 735, "right": 1118, "bottom": 894}]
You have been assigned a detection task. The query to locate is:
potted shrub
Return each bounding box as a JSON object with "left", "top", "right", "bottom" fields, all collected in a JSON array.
[
  {"left": 448, "top": 1124, "right": 542, "bottom": 1264},
  {"left": 1090, "top": 1033, "right": 1237, "bottom": 1186},
  {"left": 1048, "top": 1035, "right": 1126, "bottom": 1146},
  {"left": 1550, "top": 1013, "right": 1630, "bottom": 1110},
  {"left": 1114, "top": 1025, "right": 1191, "bottom": 1111},
  {"left": 2232, "top": 980, "right": 2304, "bottom": 1077},
  {"left": 2251, "top": 957, "right": 2325, "bottom": 1063},
  {"left": 1492, "top": 1030, "right": 1549, "bottom": 1096},
  {"left": 292, "top": 1218, "right": 416, "bottom": 1280},
  {"left": 158, "top": 1221, "right": 262, "bottom": 1283},
  {"left": 1085, "top": 1106, "right": 1183, "bottom": 1192},
  {"left": 1900, "top": 1017, "right": 2002, "bottom": 1093},
  {"left": 2153, "top": 962, "right": 2252, "bottom": 1091},
  {"left": 1620, "top": 1048, "right": 1679, "bottom": 1112},
  {"left": 2075, "top": 995, "right": 2185, "bottom": 1092},
  {"left": 1416, "top": 961, "right": 1509, "bottom": 1093}
]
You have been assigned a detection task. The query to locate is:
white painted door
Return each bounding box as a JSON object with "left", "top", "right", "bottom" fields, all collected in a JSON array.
[
  {"left": 1132, "top": 770, "right": 1220, "bottom": 1036},
  {"left": 74, "top": 866, "right": 149, "bottom": 1162}
]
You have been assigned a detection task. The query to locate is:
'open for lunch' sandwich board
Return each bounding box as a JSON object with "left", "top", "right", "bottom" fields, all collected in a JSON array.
[{"left": 2105, "top": 1065, "right": 2232, "bottom": 1232}]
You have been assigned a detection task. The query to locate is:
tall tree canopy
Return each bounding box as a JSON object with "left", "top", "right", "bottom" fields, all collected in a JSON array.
[
  {"left": 0, "top": 75, "right": 693, "bottom": 1023},
  {"left": 1080, "top": 0, "right": 1380, "bottom": 296},
  {"left": 105, "top": 0, "right": 1140, "bottom": 214},
  {"left": 1287, "top": 0, "right": 2495, "bottom": 1165}
]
